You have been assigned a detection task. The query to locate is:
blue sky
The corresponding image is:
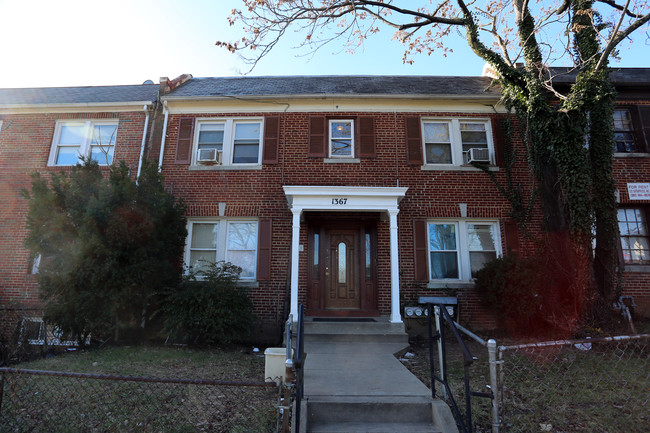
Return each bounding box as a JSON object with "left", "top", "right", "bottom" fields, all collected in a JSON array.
[{"left": 0, "top": 0, "right": 648, "bottom": 88}]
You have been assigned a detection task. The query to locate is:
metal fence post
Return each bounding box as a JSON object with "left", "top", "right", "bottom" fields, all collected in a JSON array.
[
  {"left": 487, "top": 339, "right": 500, "bottom": 433},
  {"left": 0, "top": 371, "right": 5, "bottom": 416}
]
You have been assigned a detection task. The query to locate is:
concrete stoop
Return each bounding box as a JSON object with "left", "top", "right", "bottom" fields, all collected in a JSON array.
[
  {"left": 303, "top": 319, "right": 409, "bottom": 345},
  {"left": 303, "top": 396, "right": 456, "bottom": 433}
]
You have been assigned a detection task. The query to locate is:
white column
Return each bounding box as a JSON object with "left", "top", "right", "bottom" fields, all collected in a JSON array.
[
  {"left": 389, "top": 209, "right": 402, "bottom": 323},
  {"left": 290, "top": 208, "right": 302, "bottom": 320}
]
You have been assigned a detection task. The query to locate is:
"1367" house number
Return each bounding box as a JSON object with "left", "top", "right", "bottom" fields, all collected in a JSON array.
[{"left": 331, "top": 198, "right": 348, "bottom": 205}]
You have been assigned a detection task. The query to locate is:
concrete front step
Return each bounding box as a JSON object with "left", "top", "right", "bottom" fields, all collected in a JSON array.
[
  {"left": 307, "top": 421, "right": 442, "bottom": 433},
  {"left": 304, "top": 319, "right": 408, "bottom": 345},
  {"left": 305, "top": 396, "right": 446, "bottom": 433}
]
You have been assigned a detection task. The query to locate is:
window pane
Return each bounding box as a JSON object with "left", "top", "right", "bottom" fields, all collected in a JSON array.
[
  {"left": 613, "top": 110, "right": 632, "bottom": 130},
  {"left": 425, "top": 143, "right": 452, "bottom": 164},
  {"left": 189, "top": 251, "right": 217, "bottom": 271},
  {"left": 59, "top": 125, "right": 84, "bottom": 145},
  {"left": 191, "top": 223, "right": 218, "bottom": 249},
  {"left": 91, "top": 124, "right": 117, "bottom": 146},
  {"left": 423, "top": 122, "right": 450, "bottom": 143},
  {"left": 331, "top": 139, "right": 352, "bottom": 156},
  {"left": 228, "top": 250, "right": 256, "bottom": 278},
  {"left": 199, "top": 130, "right": 224, "bottom": 146},
  {"left": 90, "top": 145, "right": 114, "bottom": 165},
  {"left": 430, "top": 252, "right": 458, "bottom": 279},
  {"left": 429, "top": 224, "right": 457, "bottom": 251},
  {"left": 227, "top": 223, "right": 257, "bottom": 250},
  {"left": 235, "top": 123, "right": 261, "bottom": 140},
  {"left": 55, "top": 146, "right": 81, "bottom": 165},
  {"left": 331, "top": 121, "right": 352, "bottom": 139},
  {"left": 467, "top": 224, "right": 496, "bottom": 251},
  {"left": 470, "top": 251, "right": 497, "bottom": 277},
  {"left": 233, "top": 142, "right": 259, "bottom": 163}
]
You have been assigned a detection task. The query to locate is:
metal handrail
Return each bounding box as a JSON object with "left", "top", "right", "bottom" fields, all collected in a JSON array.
[{"left": 425, "top": 302, "right": 493, "bottom": 433}]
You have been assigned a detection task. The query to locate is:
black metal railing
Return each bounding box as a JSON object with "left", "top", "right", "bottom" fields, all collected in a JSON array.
[
  {"left": 421, "top": 298, "right": 493, "bottom": 433},
  {"left": 281, "top": 304, "right": 305, "bottom": 433}
]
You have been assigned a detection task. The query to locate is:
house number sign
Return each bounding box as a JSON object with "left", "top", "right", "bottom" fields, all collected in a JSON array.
[{"left": 331, "top": 198, "right": 349, "bottom": 205}]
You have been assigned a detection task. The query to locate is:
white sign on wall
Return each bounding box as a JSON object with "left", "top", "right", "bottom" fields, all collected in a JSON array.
[{"left": 627, "top": 183, "right": 650, "bottom": 200}]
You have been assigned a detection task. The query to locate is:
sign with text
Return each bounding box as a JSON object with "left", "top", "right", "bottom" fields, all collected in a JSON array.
[{"left": 627, "top": 183, "right": 650, "bottom": 200}]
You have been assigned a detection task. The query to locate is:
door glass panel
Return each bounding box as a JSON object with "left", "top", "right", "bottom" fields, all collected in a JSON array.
[
  {"left": 313, "top": 231, "right": 320, "bottom": 279},
  {"left": 365, "top": 232, "right": 371, "bottom": 279},
  {"left": 338, "top": 242, "right": 346, "bottom": 283}
]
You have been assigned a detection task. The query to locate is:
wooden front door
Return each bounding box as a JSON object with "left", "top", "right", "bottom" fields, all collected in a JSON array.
[
  {"left": 307, "top": 218, "right": 378, "bottom": 316},
  {"left": 325, "top": 229, "right": 360, "bottom": 310}
]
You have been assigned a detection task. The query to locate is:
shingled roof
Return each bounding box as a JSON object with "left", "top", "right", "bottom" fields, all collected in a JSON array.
[
  {"left": 0, "top": 84, "right": 159, "bottom": 106},
  {"left": 163, "top": 75, "right": 501, "bottom": 99}
]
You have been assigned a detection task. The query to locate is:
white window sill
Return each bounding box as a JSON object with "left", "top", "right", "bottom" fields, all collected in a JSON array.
[
  {"left": 427, "top": 281, "right": 475, "bottom": 289},
  {"left": 236, "top": 281, "right": 259, "bottom": 289},
  {"left": 614, "top": 153, "right": 649, "bottom": 158},
  {"left": 421, "top": 164, "right": 499, "bottom": 172},
  {"left": 324, "top": 158, "right": 360, "bottom": 164},
  {"left": 189, "top": 164, "right": 263, "bottom": 171},
  {"left": 623, "top": 265, "right": 650, "bottom": 273}
]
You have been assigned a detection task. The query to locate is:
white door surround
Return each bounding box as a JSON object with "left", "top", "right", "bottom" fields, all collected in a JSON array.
[{"left": 283, "top": 186, "right": 408, "bottom": 323}]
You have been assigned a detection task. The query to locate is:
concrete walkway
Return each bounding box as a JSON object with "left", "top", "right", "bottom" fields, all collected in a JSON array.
[{"left": 299, "top": 321, "right": 458, "bottom": 432}]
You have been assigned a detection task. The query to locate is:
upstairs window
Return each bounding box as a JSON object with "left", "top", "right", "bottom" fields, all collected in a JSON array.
[
  {"left": 618, "top": 208, "right": 649, "bottom": 265},
  {"left": 613, "top": 109, "right": 637, "bottom": 153},
  {"left": 193, "top": 119, "right": 262, "bottom": 166},
  {"left": 49, "top": 120, "right": 117, "bottom": 166},
  {"left": 420, "top": 119, "right": 493, "bottom": 166},
  {"left": 329, "top": 119, "right": 354, "bottom": 158}
]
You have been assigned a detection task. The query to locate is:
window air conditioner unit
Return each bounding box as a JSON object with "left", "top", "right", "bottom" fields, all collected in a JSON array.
[
  {"left": 198, "top": 149, "right": 223, "bottom": 164},
  {"left": 467, "top": 147, "right": 490, "bottom": 163}
]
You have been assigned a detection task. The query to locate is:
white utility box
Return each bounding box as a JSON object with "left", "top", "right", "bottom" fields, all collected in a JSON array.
[{"left": 264, "top": 347, "right": 289, "bottom": 383}]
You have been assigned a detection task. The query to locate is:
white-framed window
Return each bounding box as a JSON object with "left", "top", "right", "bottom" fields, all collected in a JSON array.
[
  {"left": 422, "top": 118, "right": 493, "bottom": 165},
  {"left": 428, "top": 220, "right": 501, "bottom": 281},
  {"left": 48, "top": 120, "right": 118, "bottom": 166},
  {"left": 193, "top": 119, "right": 263, "bottom": 166},
  {"left": 185, "top": 219, "right": 258, "bottom": 279},
  {"left": 329, "top": 119, "right": 354, "bottom": 158},
  {"left": 617, "top": 208, "right": 649, "bottom": 265}
]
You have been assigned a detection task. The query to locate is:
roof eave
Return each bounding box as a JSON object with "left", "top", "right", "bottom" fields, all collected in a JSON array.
[
  {"left": 162, "top": 93, "right": 501, "bottom": 102},
  {"left": 0, "top": 100, "right": 154, "bottom": 110}
]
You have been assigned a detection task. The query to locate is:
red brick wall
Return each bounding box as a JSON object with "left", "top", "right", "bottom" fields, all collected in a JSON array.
[
  {"left": 160, "top": 111, "right": 532, "bottom": 330},
  {"left": 0, "top": 111, "right": 147, "bottom": 309}
]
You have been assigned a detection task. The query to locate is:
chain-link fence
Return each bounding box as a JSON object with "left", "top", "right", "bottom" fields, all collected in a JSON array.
[
  {"left": 494, "top": 334, "right": 649, "bottom": 433},
  {"left": 0, "top": 368, "right": 279, "bottom": 433}
]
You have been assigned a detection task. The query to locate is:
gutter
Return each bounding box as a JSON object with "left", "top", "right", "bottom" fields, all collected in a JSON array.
[
  {"left": 157, "top": 100, "right": 169, "bottom": 171},
  {"left": 136, "top": 104, "right": 151, "bottom": 181},
  {"left": 0, "top": 100, "right": 156, "bottom": 110}
]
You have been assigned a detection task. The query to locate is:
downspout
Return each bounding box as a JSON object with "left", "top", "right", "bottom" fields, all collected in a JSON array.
[
  {"left": 157, "top": 100, "right": 169, "bottom": 171},
  {"left": 136, "top": 104, "right": 151, "bottom": 181}
]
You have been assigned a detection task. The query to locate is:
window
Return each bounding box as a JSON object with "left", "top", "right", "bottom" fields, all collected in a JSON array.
[
  {"left": 428, "top": 221, "right": 500, "bottom": 280},
  {"left": 49, "top": 120, "right": 117, "bottom": 166},
  {"left": 613, "top": 109, "right": 637, "bottom": 153},
  {"left": 186, "top": 220, "right": 258, "bottom": 279},
  {"left": 329, "top": 119, "right": 354, "bottom": 158},
  {"left": 618, "top": 208, "right": 649, "bottom": 265},
  {"left": 193, "top": 119, "right": 262, "bottom": 166},
  {"left": 421, "top": 119, "right": 492, "bottom": 165}
]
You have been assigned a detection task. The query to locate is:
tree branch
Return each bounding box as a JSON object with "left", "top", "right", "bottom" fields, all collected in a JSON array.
[
  {"left": 596, "top": 5, "right": 650, "bottom": 71},
  {"left": 596, "top": 0, "right": 646, "bottom": 18}
]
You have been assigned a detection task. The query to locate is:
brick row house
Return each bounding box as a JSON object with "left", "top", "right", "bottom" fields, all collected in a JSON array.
[{"left": 1, "top": 70, "right": 649, "bottom": 341}]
